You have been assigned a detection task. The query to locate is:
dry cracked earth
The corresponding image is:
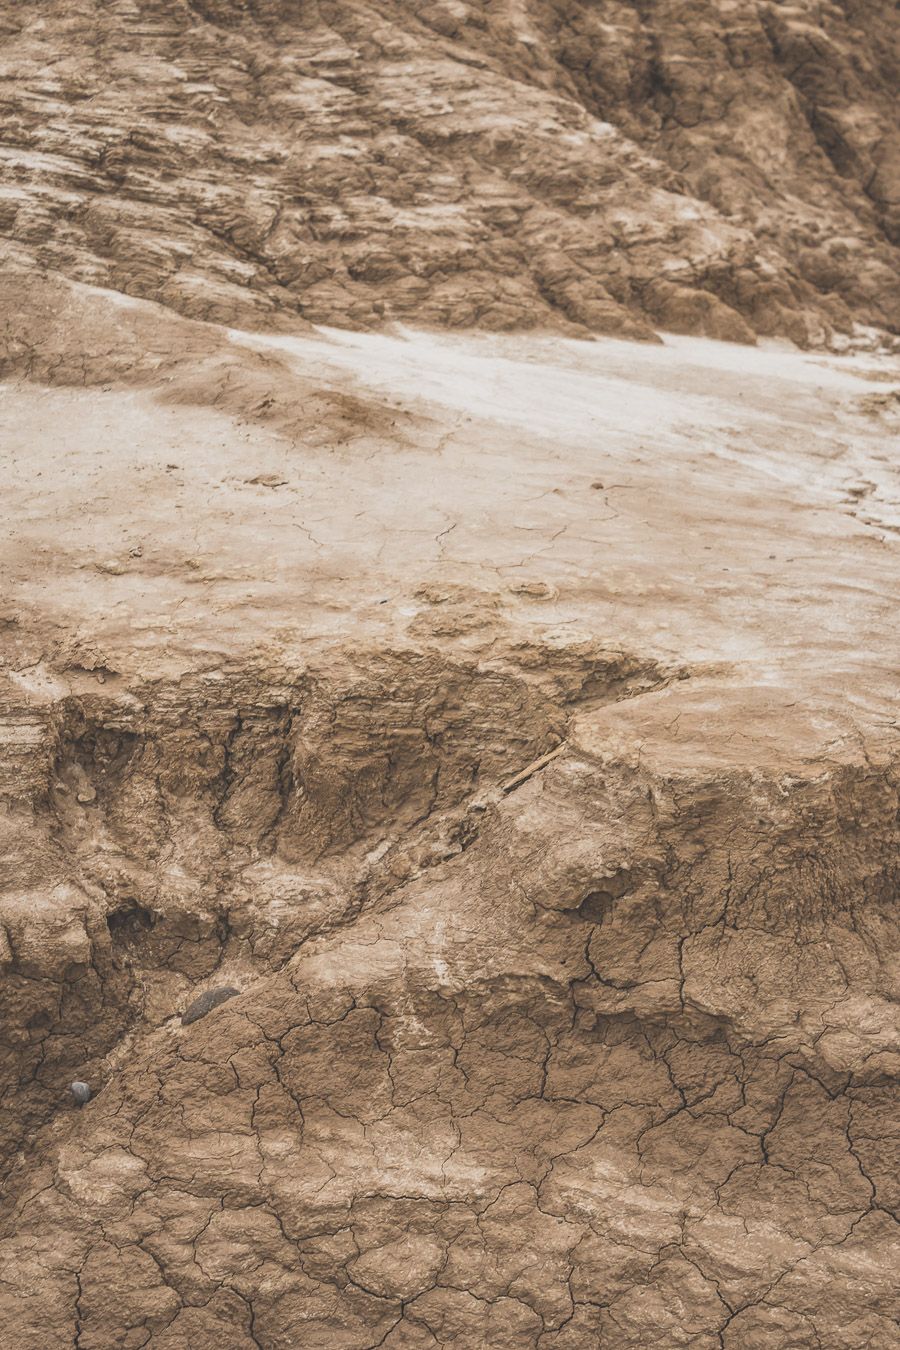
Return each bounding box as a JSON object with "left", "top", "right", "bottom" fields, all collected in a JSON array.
[{"left": 2, "top": 3, "right": 900, "bottom": 1349}]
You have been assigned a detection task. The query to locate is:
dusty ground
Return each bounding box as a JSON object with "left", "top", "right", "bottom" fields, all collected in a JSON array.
[
  {"left": 0, "top": 281, "right": 899, "bottom": 1346},
  {"left": 3, "top": 283, "right": 899, "bottom": 671}
]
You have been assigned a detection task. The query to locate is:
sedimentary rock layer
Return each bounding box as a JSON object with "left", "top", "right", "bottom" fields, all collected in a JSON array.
[{"left": 1, "top": 0, "right": 899, "bottom": 344}]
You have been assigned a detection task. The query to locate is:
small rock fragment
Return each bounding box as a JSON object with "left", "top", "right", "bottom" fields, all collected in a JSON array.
[
  {"left": 181, "top": 985, "right": 241, "bottom": 1026},
  {"left": 70, "top": 1081, "right": 91, "bottom": 1106}
]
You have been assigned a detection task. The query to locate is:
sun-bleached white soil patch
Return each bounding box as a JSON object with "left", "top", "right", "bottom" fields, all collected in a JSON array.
[{"left": 3, "top": 318, "right": 898, "bottom": 708}]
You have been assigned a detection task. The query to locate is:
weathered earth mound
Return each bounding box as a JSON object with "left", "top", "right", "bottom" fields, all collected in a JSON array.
[
  {"left": 2, "top": 667, "right": 899, "bottom": 1349},
  {"left": 0, "top": 280, "right": 898, "bottom": 1344},
  {"left": 1, "top": 0, "right": 899, "bottom": 344}
]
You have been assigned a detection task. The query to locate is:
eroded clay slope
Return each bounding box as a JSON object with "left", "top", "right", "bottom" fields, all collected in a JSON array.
[
  {"left": 1, "top": 0, "right": 899, "bottom": 344},
  {"left": 0, "top": 285, "right": 898, "bottom": 1345}
]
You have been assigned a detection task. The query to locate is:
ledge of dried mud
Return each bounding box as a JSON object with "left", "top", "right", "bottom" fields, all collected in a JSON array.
[
  {"left": 0, "top": 647, "right": 898, "bottom": 1349},
  {"left": 0, "top": 316, "right": 898, "bottom": 1348}
]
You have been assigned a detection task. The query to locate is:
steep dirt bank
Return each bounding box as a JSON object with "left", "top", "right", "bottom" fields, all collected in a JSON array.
[
  {"left": 1, "top": 672, "right": 899, "bottom": 1349},
  {"left": 1, "top": 0, "right": 899, "bottom": 344},
  {"left": 0, "top": 284, "right": 898, "bottom": 1345},
  {"left": 1, "top": 643, "right": 656, "bottom": 1173}
]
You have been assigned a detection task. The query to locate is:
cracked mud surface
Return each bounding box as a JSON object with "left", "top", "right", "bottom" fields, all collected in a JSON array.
[{"left": 0, "top": 275, "right": 899, "bottom": 1346}]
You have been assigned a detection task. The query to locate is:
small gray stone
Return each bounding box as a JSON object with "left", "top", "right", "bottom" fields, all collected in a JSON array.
[
  {"left": 181, "top": 985, "right": 241, "bottom": 1026},
  {"left": 70, "top": 1080, "right": 91, "bottom": 1106}
]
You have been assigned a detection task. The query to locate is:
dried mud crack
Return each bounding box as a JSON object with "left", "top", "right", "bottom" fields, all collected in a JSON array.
[
  {"left": 1, "top": 652, "right": 899, "bottom": 1349},
  {"left": 0, "top": 284, "right": 899, "bottom": 1347}
]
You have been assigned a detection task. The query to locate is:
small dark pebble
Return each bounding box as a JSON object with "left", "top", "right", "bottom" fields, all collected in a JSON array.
[
  {"left": 70, "top": 1080, "right": 91, "bottom": 1106},
  {"left": 181, "top": 986, "right": 241, "bottom": 1026}
]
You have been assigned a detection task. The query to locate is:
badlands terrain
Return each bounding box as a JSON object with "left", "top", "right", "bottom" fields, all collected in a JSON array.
[{"left": 1, "top": 2, "right": 900, "bottom": 1348}]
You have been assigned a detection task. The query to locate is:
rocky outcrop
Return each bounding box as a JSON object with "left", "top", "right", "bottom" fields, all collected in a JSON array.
[{"left": 1, "top": 0, "right": 898, "bottom": 345}]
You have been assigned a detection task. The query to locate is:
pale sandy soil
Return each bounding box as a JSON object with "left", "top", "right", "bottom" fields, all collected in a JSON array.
[{"left": 2, "top": 319, "right": 898, "bottom": 725}]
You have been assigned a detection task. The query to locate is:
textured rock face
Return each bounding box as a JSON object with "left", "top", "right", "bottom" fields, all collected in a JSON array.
[{"left": 1, "top": 0, "right": 899, "bottom": 344}]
